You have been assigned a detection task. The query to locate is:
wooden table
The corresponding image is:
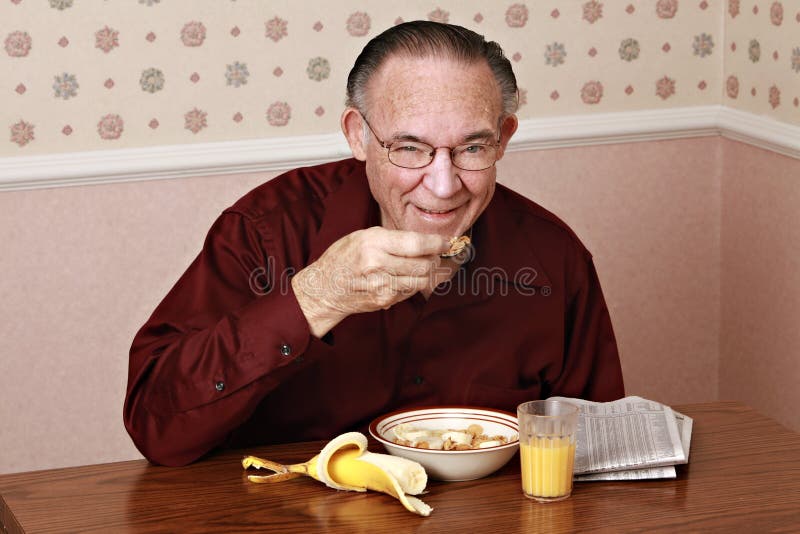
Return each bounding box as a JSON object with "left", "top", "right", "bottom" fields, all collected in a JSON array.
[{"left": 2, "top": 402, "right": 799, "bottom": 533}]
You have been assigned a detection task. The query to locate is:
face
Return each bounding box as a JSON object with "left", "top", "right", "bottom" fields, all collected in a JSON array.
[{"left": 342, "top": 55, "right": 517, "bottom": 237}]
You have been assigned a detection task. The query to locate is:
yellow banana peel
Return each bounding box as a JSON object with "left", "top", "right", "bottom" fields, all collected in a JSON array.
[{"left": 242, "top": 432, "right": 432, "bottom": 516}]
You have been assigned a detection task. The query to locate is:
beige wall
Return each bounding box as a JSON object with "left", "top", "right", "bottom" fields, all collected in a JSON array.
[
  {"left": 720, "top": 138, "right": 800, "bottom": 433},
  {"left": 0, "top": 0, "right": 760, "bottom": 155}
]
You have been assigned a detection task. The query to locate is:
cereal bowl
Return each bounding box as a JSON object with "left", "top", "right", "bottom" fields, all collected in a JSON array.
[{"left": 369, "top": 406, "right": 519, "bottom": 481}]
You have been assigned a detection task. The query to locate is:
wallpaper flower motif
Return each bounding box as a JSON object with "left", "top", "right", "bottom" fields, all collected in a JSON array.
[
  {"left": 306, "top": 57, "right": 331, "bottom": 81},
  {"left": 10, "top": 120, "right": 34, "bottom": 147},
  {"left": 428, "top": 8, "right": 448, "bottom": 23},
  {"left": 770, "top": 2, "right": 783, "bottom": 25},
  {"left": 346, "top": 12, "right": 371, "bottom": 36},
  {"left": 4, "top": 31, "right": 31, "bottom": 57},
  {"left": 181, "top": 22, "right": 207, "bottom": 47},
  {"left": 728, "top": 0, "right": 740, "bottom": 18},
  {"left": 53, "top": 73, "right": 79, "bottom": 100},
  {"left": 581, "top": 81, "right": 603, "bottom": 104},
  {"left": 226, "top": 62, "right": 249, "bottom": 87},
  {"left": 693, "top": 34, "right": 715, "bottom": 58},
  {"left": 95, "top": 27, "right": 119, "bottom": 54},
  {"left": 726, "top": 75, "right": 740, "bottom": 99},
  {"left": 656, "top": 76, "right": 676, "bottom": 100},
  {"left": 619, "top": 38, "right": 640, "bottom": 61},
  {"left": 748, "top": 39, "right": 761, "bottom": 62},
  {"left": 545, "top": 43, "right": 566, "bottom": 67},
  {"left": 265, "top": 17, "right": 288, "bottom": 42},
  {"left": 140, "top": 68, "right": 165, "bottom": 93},
  {"left": 769, "top": 85, "right": 781, "bottom": 108},
  {"left": 656, "top": 0, "right": 679, "bottom": 19},
  {"left": 267, "top": 102, "right": 291, "bottom": 126},
  {"left": 97, "top": 114, "right": 124, "bottom": 140},
  {"left": 582, "top": 1, "right": 603, "bottom": 24},
  {"left": 49, "top": 0, "right": 73, "bottom": 10},
  {"left": 505, "top": 4, "right": 528, "bottom": 27},
  {"left": 185, "top": 108, "right": 207, "bottom": 134}
]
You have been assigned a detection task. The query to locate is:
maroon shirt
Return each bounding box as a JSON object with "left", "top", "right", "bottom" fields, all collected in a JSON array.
[{"left": 124, "top": 158, "right": 624, "bottom": 466}]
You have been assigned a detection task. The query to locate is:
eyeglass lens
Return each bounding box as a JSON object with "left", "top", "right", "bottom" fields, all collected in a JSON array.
[{"left": 387, "top": 141, "right": 498, "bottom": 171}]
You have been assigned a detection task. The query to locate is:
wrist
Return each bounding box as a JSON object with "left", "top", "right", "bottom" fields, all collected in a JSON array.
[{"left": 291, "top": 269, "right": 344, "bottom": 338}]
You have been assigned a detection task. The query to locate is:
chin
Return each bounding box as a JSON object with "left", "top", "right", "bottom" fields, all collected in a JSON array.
[{"left": 407, "top": 221, "right": 466, "bottom": 238}]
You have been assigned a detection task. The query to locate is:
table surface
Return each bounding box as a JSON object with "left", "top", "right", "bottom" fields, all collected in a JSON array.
[{"left": 2, "top": 401, "right": 800, "bottom": 533}]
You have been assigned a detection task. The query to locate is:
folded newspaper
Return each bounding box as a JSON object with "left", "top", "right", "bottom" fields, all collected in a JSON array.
[{"left": 547, "top": 396, "right": 693, "bottom": 481}]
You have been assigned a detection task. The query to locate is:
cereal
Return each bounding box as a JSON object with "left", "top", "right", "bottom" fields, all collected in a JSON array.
[
  {"left": 442, "top": 235, "right": 471, "bottom": 258},
  {"left": 391, "top": 423, "right": 515, "bottom": 451}
]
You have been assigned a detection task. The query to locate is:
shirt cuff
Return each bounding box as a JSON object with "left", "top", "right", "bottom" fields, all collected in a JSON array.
[{"left": 236, "top": 287, "right": 312, "bottom": 371}]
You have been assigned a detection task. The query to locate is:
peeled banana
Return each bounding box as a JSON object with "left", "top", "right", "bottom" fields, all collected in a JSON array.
[{"left": 242, "top": 432, "right": 433, "bottom": 516}]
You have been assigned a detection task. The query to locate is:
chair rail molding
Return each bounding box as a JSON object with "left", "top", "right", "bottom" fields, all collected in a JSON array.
[{"left": 1, "top": 106, "right": 798, "bottom": 191}]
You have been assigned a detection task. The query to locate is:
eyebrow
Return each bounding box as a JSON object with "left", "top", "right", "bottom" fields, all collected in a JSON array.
[{"left": 390, "top": 129, "right": 497, "bottom": 144}]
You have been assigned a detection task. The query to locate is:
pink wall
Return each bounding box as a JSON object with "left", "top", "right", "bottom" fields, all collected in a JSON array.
[
  {"left": 720, "top": 139, "right": 800, "bottom": 433},
  {"left": 0, "top": 171, "right": 274, "bottom": 474},
  {"left": 1, "top": 136, "right": 797, "bottom": 475},
  {"left": 499, "top": 138, "right": 721, "bottom": 406}
]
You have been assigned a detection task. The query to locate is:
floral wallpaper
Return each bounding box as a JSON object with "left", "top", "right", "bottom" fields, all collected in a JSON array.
[
  {"left": 724, "top": 0, "right": 800, "bottom": 116},
  {"left": 1, "top": 0, "right": 798, "bottom": 155}
]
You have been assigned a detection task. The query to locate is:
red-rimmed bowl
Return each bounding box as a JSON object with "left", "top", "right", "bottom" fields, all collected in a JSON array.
[{"left": 369, "top": 406, "right": 519, "bottom": 481}]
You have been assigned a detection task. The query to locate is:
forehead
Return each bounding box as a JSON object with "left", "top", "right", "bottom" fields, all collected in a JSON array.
[{"left": 365, "top": 55, "right": 502, "bottom": 131}]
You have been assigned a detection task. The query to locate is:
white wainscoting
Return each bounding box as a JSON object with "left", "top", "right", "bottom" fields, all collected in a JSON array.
[{"left": 0, "top": 105, "right": 798, "bottom": 192}]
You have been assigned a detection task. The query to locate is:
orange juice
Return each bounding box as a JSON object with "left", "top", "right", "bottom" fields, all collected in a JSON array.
[{"left": 520, "top": 436, "right": 576, "bottom": 500}]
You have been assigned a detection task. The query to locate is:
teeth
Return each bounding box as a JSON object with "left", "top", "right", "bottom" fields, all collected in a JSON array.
[{"left": 421, "top": 208, "right": 450, "bottom": 214}]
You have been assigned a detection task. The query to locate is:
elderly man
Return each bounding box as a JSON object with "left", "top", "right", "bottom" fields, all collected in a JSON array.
[{"left": 124, "top": 21, "right": 624, "bottom": 466}]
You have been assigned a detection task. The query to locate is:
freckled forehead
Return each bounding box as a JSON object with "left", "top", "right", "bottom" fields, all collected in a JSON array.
[{"left": 365, "top": 55, "right": 502, "bottom": 130}]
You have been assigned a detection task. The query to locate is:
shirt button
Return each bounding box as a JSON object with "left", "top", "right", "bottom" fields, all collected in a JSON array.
[
  {"left": 280, "top": 344, "right": 292, "bottom": 357},
  {"left": 413, "top": 375, "right": 424, "bottom": 385},
  {"left": 215, "top": 381, "right": 225, "bottom": 392}
]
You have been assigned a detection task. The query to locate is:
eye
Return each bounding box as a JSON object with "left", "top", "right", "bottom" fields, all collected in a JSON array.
[
  {"left": 395, "top": 144, "right": 419, "bottom": 153},
  {"left": 390, "top": 142, "right": 431, "bottom": 154},
  {"left": 462, "top": 144, "right": 487, "bottom": 154}
]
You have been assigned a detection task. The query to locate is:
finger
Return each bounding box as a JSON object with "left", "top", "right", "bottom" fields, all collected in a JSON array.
[
  {"left": 367, "top": 254, "right": 441, "bottom": 277},
  {"left": 351, "top": 272, "right": 431, "bottom": 295},
  {"left": 372, "top": 228, "right": 450, "bottom": 257}
]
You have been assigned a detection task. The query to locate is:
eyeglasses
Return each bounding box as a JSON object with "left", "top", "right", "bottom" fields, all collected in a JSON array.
[{"left": 361, "top": 115, "right": 501, "bottom": 171}]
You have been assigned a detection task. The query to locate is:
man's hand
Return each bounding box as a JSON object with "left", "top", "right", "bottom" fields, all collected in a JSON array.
[{"left": 291, "top": 227, "right": 451, "bottom": 338}]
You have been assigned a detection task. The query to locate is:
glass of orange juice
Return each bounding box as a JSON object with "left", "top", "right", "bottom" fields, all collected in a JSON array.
[{"left": 517, "top": 400, "right": 579, "bottom": 502}]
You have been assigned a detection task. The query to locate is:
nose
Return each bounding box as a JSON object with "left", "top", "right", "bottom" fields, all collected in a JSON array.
[{"left": 422, "top": 147, "right": 462, "bottom": 198}]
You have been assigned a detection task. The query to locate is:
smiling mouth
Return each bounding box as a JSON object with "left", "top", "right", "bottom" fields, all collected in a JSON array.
[{"left": 417, "top": 205, "right": 458, "bottom": 215}]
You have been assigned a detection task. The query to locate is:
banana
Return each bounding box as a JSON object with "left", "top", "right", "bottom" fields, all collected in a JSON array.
[{"left": 242, "top": 432, "right": 432, "bottom": 516}]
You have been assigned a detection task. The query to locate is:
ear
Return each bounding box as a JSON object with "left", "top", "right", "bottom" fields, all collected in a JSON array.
[
  {"left": 341, "top": 107, "right": 367, "bottom": 161},
  {"left": 495, "top": 114, "right": 518, "bottom": 160}
]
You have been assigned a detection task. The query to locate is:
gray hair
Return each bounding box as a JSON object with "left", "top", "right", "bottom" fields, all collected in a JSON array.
[{"left": 346, "top": 21, "right": 519, "bottom": 118}]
